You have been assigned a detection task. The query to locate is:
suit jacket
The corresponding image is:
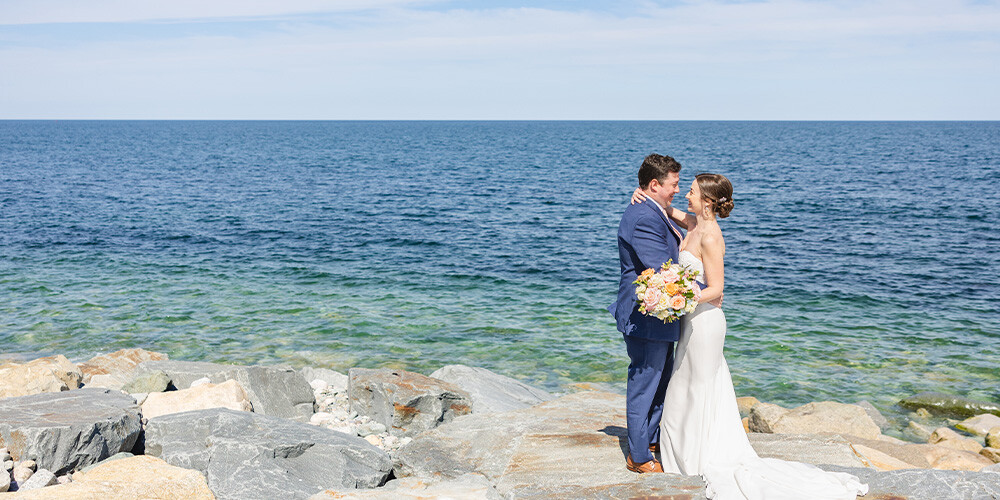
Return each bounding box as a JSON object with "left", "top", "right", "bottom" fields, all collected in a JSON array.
[{"left": 609, "top": 199, "right": 683, "bottom": 342}]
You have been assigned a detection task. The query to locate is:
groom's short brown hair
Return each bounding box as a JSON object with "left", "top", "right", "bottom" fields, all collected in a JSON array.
[{"left": 638, "top": 154, "right": 682, "bottom": 188}]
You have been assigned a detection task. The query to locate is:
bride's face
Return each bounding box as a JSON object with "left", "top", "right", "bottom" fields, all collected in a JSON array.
[{"left": 685, "top": 180, "right": 704, "bottom": 213}]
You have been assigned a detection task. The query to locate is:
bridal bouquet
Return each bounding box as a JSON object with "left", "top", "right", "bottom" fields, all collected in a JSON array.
[{"left": 634, "top": 260, "right": 701, "bottom": 323}]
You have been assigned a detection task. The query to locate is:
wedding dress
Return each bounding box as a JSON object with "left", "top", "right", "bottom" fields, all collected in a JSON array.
[{"left": 658, "top": 250, "right": 868, "bottom": 500}]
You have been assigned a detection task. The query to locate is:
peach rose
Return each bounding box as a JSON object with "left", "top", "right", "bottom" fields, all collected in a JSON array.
[
  {"left": 669, "top": 295, "right": 686, "bottom": 310},
  {"left": 643, "top": 287, "right": 661, "bottom": 311},
  {"left": 640, "top": 268, "right": 656, "bottom": 280},
  {"left": 660, "top": 268, "right": 680, "bottom": 283},
  {"left": 664, "top": 283, "right": 680, "bottom": 296}
]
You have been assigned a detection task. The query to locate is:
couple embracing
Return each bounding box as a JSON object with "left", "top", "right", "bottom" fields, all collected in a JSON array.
[{"left": 610, "top": 154, "right": 868, "bottom": 500}]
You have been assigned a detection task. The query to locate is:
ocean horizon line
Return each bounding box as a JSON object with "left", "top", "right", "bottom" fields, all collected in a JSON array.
[{"left": 2, "top": 118, "right": 999, "bottom": 123}]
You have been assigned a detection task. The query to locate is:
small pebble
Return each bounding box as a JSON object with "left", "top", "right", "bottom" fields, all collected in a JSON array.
[
  {"left": 3, "top": 460, "right": 13, "bottom": 471},
  {"left": 57, "top": 474, "right": 72, "bottom": 485},
  {"left": 310, "top": 379, "right": 329, "bottom": 391},
  {"left": 190, "top": 377, "right": 212, "bottom": 387},
  {"left": 19, "top": 468, "right": 56, "bottom": 490},
  {"left": 20, "top": 460, "right": 36, "bottom": 472},
  {"left": 309, "top": 412, "right": 334, "bottom": 425},
  {"left": 383, "top": 435, "right": 399, "bottom": 448},
  {"left": 13, "top": 466, "right": 34, "bottom": 484},
  {"left": 915, "top": 408, "right": 932, "bottom": 418},
  {"left": 364, "top": 435, "right": 382, "bottom": 447}
]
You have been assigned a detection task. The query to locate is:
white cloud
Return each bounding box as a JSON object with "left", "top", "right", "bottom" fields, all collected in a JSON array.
[{"left": 0, "top": 0, "right": 435, "bottom": 25}]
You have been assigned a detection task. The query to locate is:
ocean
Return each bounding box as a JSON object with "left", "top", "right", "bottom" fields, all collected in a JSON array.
[{"left": 2, "top": 120, "right": 998, "bottom": 423}]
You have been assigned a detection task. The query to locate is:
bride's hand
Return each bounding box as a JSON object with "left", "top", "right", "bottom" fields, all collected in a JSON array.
[
  {"left": 630, "top": 188, "right": 647, "bottom": 204},
  {"left": 708, "top": 293, "right": 723, "bottom": 308}
]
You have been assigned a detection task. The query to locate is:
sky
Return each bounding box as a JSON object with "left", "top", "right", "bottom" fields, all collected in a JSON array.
[{"left": 1, "top": 0, "right": 998, "bottom": 119}]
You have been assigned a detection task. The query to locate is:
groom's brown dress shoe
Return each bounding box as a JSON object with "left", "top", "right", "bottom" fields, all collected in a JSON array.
[{"left": 625, "top": 455, "right": 664, "bottom": 473}]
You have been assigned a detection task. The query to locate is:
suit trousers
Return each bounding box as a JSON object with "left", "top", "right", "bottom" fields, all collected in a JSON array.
[{"left": 623, "top": 334, "right": 675, "bottom": 463}]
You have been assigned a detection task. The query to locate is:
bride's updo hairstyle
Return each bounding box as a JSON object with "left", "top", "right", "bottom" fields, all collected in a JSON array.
[{"left": 695, "top": 173, "right": 734, "bottom": 219}]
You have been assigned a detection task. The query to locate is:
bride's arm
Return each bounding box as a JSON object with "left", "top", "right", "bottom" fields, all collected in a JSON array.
[
  {"left": 629, "top": 188, "right": 696, "bottom": 230},
  {"left": 698, "top": 233, "right": 725, "bottom": 305}
]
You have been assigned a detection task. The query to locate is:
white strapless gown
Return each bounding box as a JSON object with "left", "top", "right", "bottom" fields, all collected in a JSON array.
[{"left": 658, "top": 251, "right": 868, "bottom": 500}]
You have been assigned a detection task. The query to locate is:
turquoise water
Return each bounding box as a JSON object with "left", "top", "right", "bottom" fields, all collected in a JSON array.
[{"left": 1, "top": 121, "right": 998, "bottom": 422}]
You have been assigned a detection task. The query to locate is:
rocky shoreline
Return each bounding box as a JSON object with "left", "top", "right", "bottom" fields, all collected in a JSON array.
[{"left": 0, "top": 349, "right": 998, "bottom": 499}]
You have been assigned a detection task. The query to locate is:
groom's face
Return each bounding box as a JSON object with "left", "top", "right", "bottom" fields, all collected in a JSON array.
[{"left": 652, "top": 172, "right": 681, "bottom": 208}]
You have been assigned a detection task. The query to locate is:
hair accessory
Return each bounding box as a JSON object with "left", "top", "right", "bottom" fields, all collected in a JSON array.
[{"left": 718, "top": 196, "right": 728, "bottom": 202}]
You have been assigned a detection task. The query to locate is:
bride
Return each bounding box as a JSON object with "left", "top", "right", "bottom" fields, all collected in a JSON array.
[{"left": 632, "top": 174, "right": 867, "bottom": 500}]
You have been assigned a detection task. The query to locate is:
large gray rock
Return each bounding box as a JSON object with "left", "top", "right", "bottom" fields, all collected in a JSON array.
[
  {"left": 395, "top": 390, "right": 710, "bottom": 497},
  {"left": 349, "top": 368, "right": 472, "bottom": 437},
  {"left": 429, "top": 364, "right": 553, "bottom": 414},
  {"left": 820, "top": 465, "right": 1000, "bottom": 499},
  {"left": 747, "top": 433, "right": 870, "bottom": 468},
  {"left": 145, "top": 408, "right": 392, "bottom": 500},
  {"left": 134, "top": 360, "right": 314, "bottom": 421},
  {"left": 899, "top": 392, "right": 1000, "bottom": 419},
  {"left": 0, "top": 388, "right": 142, "bottom": 475}
]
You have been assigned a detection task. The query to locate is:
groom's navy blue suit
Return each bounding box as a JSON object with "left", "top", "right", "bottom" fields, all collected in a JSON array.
[{"left": 610, "top": 198, "right": 682, "bottom": 464}]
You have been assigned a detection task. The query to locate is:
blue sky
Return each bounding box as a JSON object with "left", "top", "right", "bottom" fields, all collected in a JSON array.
[{"left": 1, "top": 0, "right": 998, "bottom": 119}]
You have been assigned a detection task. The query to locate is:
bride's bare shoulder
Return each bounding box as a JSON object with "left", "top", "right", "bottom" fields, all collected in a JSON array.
[{"left": 699, "top": 225, "right": 726, "bottom": 254}]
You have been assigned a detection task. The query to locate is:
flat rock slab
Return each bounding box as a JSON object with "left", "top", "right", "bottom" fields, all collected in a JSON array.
[
  {"left": 821, "top": 465, "right": 1000, "bottom": 500},
  {"left": 429, "top": 364, "right": 553, "bottom": 414},
  {"left": 145, "top": 408, "right": 392, "bottom": 500},
  {"left": 134, "top": 360, "right": 314, "bottom": 421},
  {"left": 0, "top": 388, "right": 142, "bottom": 475},
  {"left": 748, "top": 433, "right": 870, "bottom": 468},
  {"left": 394, "top": 391, "right": 708, "bottom": 498},
  {"left": 349, "top": 368, "right": 472, "bottom": 437},
  {"left": 311, "top": 473, "right": 504, "bottom": 500},
  {"left": 0, "top": 355, "right": 82, "bottom": 399},
  {"left": 9, "top": 455, "right": 214, "bottom": 499},
  {"left": 899, "top": 392, "right": 1000, "bottom": 419},
  {"left": 956, "top": 414, "right": 1000, "bottom": 437}
]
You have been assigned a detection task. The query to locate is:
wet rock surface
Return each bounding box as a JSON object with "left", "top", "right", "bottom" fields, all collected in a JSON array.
[{"left": 899, "top": 392, "right": 1000, "bottom": 419}]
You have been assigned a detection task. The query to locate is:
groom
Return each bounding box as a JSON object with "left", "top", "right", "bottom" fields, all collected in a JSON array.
[{"left": 610, "top": 153, "right": 683, "bottom": 473}]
